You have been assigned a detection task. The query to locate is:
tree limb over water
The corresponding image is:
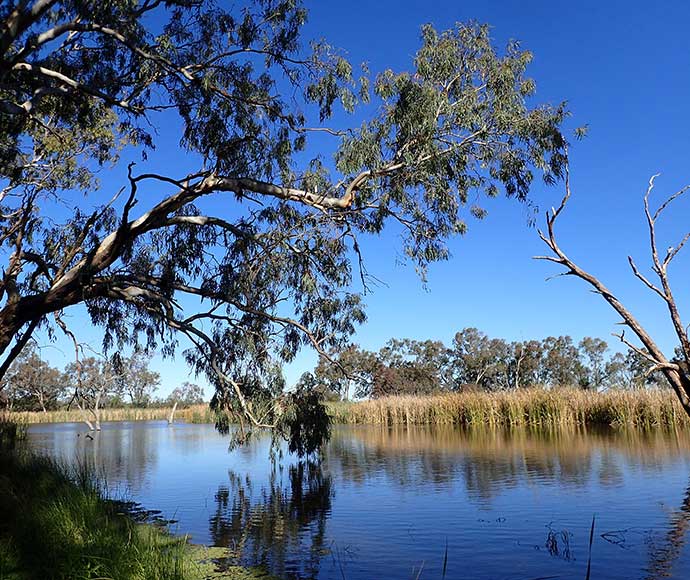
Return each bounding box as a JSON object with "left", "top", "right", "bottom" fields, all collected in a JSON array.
[{"left": 0, "top": 1, "right": 568, "bottom": 450}]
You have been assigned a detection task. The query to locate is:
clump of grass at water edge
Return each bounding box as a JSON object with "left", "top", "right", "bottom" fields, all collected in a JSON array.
[{"left": 0, "top": 441, "right": 270, "bottom": 579}]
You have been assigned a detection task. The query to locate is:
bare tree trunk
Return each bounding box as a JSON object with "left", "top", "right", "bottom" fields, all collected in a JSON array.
[
  {"left": 168, "top": 401, "right": 178, "bottom": 425},
  {"left": 514, "top": 349, "right": 525, "bottom": 390},
  {"left": 537, "top": 167, "right": 690, "bottom": 418},
  {"left": 76, "top": 398, "right": 95, "bottom": 431},
  {"left": 93, "top": 391, "right": 101, "bottom": 431}
]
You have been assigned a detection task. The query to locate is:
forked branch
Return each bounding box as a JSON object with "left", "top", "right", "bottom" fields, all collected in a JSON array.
[{"left": 535, "top": 164, "right": 690, "bottom": 413}]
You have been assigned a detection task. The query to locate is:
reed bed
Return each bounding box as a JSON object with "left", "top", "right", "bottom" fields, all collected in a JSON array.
[
  {"left": 7, "top": 404, "right": 213, "bottom": 425},
  {"left": 327, "top": 388, "right": 690, "bottom": 430},
  {"left": 10, "top": 389, "right": 690, "bottom": 430}
]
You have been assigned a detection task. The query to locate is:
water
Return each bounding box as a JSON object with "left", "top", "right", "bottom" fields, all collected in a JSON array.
[{"left": 25, "top": 421, "right": 690, "bottom": 579}]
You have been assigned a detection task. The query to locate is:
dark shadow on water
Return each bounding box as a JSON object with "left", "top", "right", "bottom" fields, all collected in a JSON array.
[
  {"left": 25, "top": 422, "right": 690, "bottom": 579},
  {"left": 644, "top": 478, "right": 690, "bottom": 580},
  {"left": 209, "top": 460, "right": 333, "bottom": 580}
]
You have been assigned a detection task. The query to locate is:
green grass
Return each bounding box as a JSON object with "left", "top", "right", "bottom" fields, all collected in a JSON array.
[
  {"left": 327, "top": 388, "right": 690, "bottom": 429},
  {"left": 0, "top": 445, "right": 270, "bottom": 579}
]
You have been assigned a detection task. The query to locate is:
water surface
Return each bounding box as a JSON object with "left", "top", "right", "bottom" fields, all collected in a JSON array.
[{"left": 26, "top": 422, "right": 690, "bottom": 579}]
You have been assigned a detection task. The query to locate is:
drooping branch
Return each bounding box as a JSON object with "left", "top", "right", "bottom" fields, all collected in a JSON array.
[{"left": 0, "top": 317, "right": 40, "bottom": 380}]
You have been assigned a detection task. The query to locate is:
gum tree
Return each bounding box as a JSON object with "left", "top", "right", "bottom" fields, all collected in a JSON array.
[
  {"left": 115, "top": 351, "right": 160, "bottom": 407},
  {"left": 0, "top": 0, "right": 567, "bottom": 447},
  {"left": 5, "top": 344, "right": 63, "bottom": 411}
]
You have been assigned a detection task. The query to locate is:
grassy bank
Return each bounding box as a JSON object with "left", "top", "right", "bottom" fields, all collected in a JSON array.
[
  {"left": 7, "top": 404, "right": 213, "bottom": 425},
  {"left": 0, "top": 445, "right": 269, "bottom": 579},
  {"left": 328, "top": 388, "right": 690, "bottom": 429}
]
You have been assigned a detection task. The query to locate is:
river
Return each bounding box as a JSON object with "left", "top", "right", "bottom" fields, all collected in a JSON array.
[{"left": 25, "top": 421, "right": 690, "bottom": 579}]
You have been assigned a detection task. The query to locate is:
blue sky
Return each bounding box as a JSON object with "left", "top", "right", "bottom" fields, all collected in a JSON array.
[{"left": 34, "top": 0, "right": 690, "bottom": 398}]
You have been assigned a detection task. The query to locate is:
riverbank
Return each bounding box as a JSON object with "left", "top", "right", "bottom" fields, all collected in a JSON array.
[
  {"left": 7, "top": 388, "right": 689, "bottom": 431},
  {"left": 329, "top": 388, "right": 689, "bottom": 429},
  {"left": 0, "top": 443, "right": 269, "bottom": 579},
  {"left": 7, "top": 404, "right": 213, "bottom": 425}
]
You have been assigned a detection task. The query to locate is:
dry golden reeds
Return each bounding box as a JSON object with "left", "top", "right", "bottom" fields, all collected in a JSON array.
[
  {"left": 7, "top": 404, "right": 213, "bottom": 425},
  {"left": 9, "top": 389, "right": 689, "bottom": 430},
  {"left": 327, "top": 388, "right": 690, "bottom": 430}
]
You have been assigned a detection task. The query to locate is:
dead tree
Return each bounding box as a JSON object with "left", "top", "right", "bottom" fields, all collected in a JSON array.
[{"left": 536, "top": 161, "right": 690, "bottom": 416}]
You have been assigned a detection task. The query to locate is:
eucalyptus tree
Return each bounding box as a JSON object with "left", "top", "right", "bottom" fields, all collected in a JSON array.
[
  {"left": 0, "top": 0, "right": 567, "bottom": 446},
  {"left": 539, "top": 335, "right": 584, "bottom": 388},
  {"left": 448, "top": 328, "right": 510, "bottom": 390},
  {"left": 507, "top": 339, "right": 543, "bottom": 389},
  {"left": 312, "top": 344, "right": 378, "bottom": 400},
  {"left": 65, "top": 355, "right": 120, "bottom": 430},
  {"left": 577, "top": 337, "right": 608, "bottom": 390},
  {"left": 166, "top": 381, "right": 204, "bottom": 407},
  {"left": 372, "top": 338, "right": 450, "bottom": 396},
  {"left": 5, "top": 344, "right": 63, "bottom": 411},
  {"left": 114, "top": 351, "right": 160, "bottom": 407}
]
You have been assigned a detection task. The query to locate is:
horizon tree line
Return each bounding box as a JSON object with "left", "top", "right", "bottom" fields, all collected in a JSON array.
[
  {"left": 0, "top": 346, "right": 204, "bottom": 420},
  {"left": 300, "top": 329, "right": 668, "bottom": 400}
]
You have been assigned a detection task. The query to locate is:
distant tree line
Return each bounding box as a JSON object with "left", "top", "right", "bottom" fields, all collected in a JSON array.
[
  {"left": 299, "top": 329, "right": 670, "bottom": 400},
  {"left": 1, "top": 347, "right": 204, "bottom": 415}
]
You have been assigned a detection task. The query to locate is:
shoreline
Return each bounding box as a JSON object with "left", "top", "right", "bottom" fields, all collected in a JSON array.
[
  {"left": 0, "top": 443, "right": 271, "bottom": 580},
  {"left": 8, "top": 388, "right": 690, "bottom": 430}
]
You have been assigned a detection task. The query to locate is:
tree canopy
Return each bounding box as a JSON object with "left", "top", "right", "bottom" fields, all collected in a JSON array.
[
  {"left": 0, "top": 0, "right": 568, "bottom": 449},
  {"left": 307, "top": 330, "right": 661, "bottom": 399}
]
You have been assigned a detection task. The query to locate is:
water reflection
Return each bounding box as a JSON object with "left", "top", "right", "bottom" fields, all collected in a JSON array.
[
  {"left": 326, "top": 426, "right": 689, "bottom": 504},
  {"left": 645, "top": 479, "right": 690, "bottom": 580},
  {"left": 210, "top": 462, "right": 332, "bottom": 579},
  {"left": 25, "top": 423, "right": 690, "bottom": 580}
]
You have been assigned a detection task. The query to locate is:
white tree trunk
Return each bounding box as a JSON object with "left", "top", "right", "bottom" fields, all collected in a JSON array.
[{"left": 168, "top": 401, "right": 178, "bottom": 425}]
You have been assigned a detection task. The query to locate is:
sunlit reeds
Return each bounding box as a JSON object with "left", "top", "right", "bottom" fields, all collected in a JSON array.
[
  {"left": 327, "top": 388, "right": 690, "bottom": 429},
  {"left": 9, "top": 389, "right": 690, "bottom": 430},
  {"left": 7, "top": 404, "right": 213, "bottom": 425}
]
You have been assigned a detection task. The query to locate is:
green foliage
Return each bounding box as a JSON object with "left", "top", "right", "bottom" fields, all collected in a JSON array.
[
  {"left": 311, "top": 329, "right": 666, "bottom": 398},
  {"left": 0, "top": 2, "right": 570, "bottom": 452},
  {"left": 166, "top": 381, "right": 204, "bottom": 407},
  {"left": 3, "top": 345, "right": 64, "bottom": 412},
  {"left": 311, "top": 344, "right": 379, "bottom": 400},
  {"left": 113, "top": 351, "right": 160, "bottom": 407},
  {"left": 275, "top": 385, "right": 331, "bottom": 457}
]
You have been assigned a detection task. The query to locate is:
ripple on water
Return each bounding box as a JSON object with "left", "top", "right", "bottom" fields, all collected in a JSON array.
[{"left": 26, "top": 422, "right": 690, "bottom": 580}]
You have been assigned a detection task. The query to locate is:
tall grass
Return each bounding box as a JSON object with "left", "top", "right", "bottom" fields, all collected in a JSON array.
[
  {"left": 0, "top": 450, "right": 190, "bottom": 579},
  {"left": 8, "top": 404, "right": 213, "bottom": 425},
  {"left": 327, "top": 388, "right": 690, "bottom": 429},
  {"left": 0, "top": 445, "right": 271, "bottom": 579},
  {"left": 10, "top": 389, "right": 690, "bottom": 430}
]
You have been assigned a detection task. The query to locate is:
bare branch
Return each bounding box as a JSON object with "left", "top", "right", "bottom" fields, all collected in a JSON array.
[{"left": 627, "top": 255, "right": 666, "bottom": 300}]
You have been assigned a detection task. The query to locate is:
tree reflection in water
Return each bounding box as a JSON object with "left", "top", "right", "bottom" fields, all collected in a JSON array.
[
  {"left": 209, "top": 461, "right": 333, "bottom": 579},
  {"left": 644, "top": 479, "right": 690, "bottom": 580},
  {"left": 325, "top": 426, "right": 678, "bottom": 503}
]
